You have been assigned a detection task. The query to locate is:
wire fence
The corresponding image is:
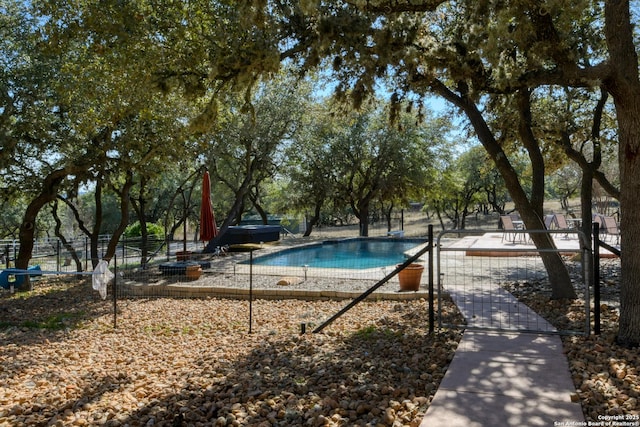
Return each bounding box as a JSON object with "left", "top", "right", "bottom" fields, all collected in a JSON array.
[
  {"left": 1, "top": 236, "right": 113, "bottom": 272},
  {"left": 116, "top": 236, "right": 432, "bottom": 301},
  {"left": 0, "top": 221, "right": 622, "bottom": 337},
  {"left": 0, "top": 232, "right": 433, "bottom": 300},
  {"left": 437, "top": 229, "right": 594, "bottom": 335},
  {"left": 0, "top": 209, "right": 431, "bottom": 297}
]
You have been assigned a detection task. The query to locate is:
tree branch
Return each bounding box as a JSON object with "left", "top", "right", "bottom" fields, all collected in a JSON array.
[{"left": 354, "top": 0, "right": 447, "bottom": 13}]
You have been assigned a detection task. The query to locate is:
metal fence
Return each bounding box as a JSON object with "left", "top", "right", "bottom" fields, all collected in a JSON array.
[
  {"left": 114, "top": 236, "right": 432, "bottom": 302},
  {"left": 436, "top": 229, "right": 592, "bottom": 335},
  {"left": 1, "top": 236, "right": 114, "bottom": 272},
  {"left": 1, "top": 229, "right": 433, "bottom": 298},
  {"left": 1, "top": 223, "right": 622, "bottom": 337}
]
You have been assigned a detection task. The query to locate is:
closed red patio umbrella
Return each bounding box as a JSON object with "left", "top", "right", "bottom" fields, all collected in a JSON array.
[{"left": 199, "top": 170, "right": 218, "bottom": 242}]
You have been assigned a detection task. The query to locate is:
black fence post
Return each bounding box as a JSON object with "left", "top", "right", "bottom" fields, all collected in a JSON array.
[
  {"left": 113, "top": 252, "right": 118, "bottom": 329},
  {"left": 428, "top": 224, "right": 434, "bottom": 334},
  {"left": 593, "top": 222, "right": 601, "bottom": 335},
  {"left": 249, "top": 249, "right": 253, "bottom": 334}
]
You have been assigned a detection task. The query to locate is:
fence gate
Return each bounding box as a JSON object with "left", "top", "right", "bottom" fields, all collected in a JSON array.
[{"left": 436, "top": 229, "right": 591, "bottom": 335}]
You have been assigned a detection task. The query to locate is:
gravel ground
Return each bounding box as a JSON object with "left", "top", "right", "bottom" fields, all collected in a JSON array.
[
  {"left": 1, "top": 256, "right": 637, "bottom": 426},
  {"left": 0, "top": 277, "right": 463, "bottom": 427}
]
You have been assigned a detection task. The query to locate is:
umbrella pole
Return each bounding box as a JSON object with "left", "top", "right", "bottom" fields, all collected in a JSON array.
[
  {"left": 183, "top": 205, "right": 187, "bottom": 254},
  {"left": 249, "top": 249, "right": 253, "bottom": 334}
]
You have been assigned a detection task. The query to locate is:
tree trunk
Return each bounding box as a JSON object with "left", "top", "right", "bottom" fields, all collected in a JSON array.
[
  {"left": 16, "top": 202, "right": 42, "bottom": 292},
  {"left": 163, "top": 168, "right": 202, "bottom": 243},
  {"left": 168, "top": 218, "right": 183, "bottom": 241},
  {"left": 206, "top": 169, "right": 254, "bottom": 251},
  {"left": 139, "top": 180, "right": 149, "bottom": 268},
  {"left": 384, "top": 203, "right": 394, "bottom": 232},
  {"left": 432, "top": 81, "right": 576, "bottom": 299},
  {"left": 130, "top": 176, "right": 149, "bottom": 269},
  {"left": 603, "top": 1, "right": 640, "bottom": 346},
  {"left": 603, "top": 0, "right": 640, "bottom": 346},
  {"left": 517, "top": 90, "right": 576, "bottom": 299},
  {"left": 433, "top": 203, "right": 446, "bottom": 230},
  {"left": 102, "top": 174, "right": 133, "bottom": 264},
  {"left": 351, "top": 195, "right": 373, "bottom": 237},
  {"left": 616, "top": 108, "right": 640, "bottom": 346},
  {"left": 253, "top": 201, "right": 269, "bottom": 224},
  {"left": 51, "top": 200, "right": 83, "bottom": 272},
  {"left": 16, "top": 168, "right": 70, "bottom": 291},
  {"left": 89, "top": 180, "right": 104, "bottom": 269},
  {"left": 358, "top": 203, "right": 370, "bottom": 237},
  {"left": 303, "top": 203, "right": 323, "bottom": 237}
]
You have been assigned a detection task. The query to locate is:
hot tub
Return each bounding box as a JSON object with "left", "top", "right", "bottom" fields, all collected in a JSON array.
[{"left": 205, "top": 225, "right": 281, "bottom": 252}]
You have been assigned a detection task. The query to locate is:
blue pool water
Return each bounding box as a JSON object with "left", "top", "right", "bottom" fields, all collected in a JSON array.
[{"left": 248, "top": 238, "right": 425, "bottom": 269}]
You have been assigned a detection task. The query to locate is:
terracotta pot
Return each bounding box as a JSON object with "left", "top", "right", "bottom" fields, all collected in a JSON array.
[
  {"left": 185, "top": 264, "right": 202, "bottom": 280},
  {"left": 176, "top": 250, "right": 193, "bottom": 261},
  {"left": 397, "top": 263, "right": 424, "bottom": 291}
]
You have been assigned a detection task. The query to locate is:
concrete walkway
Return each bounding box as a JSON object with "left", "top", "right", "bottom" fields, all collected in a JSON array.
[
  {"left": 421, "top": 330, "right": 584, "bottom": 426},
  {"left": 421, "top": 236, "right": 585, "bottom": 426}
]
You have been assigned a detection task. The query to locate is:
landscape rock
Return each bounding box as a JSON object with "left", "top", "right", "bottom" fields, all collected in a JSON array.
[{"left": 0, "top": 278, "right": 463, "bottom": 426}]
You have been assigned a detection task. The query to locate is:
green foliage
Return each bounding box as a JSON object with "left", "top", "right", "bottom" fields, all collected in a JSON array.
[
  {"left": 124, "top": 221, "right": 164, "bottom": 239},
  {"left": 424, "top": 144, "right": 521, "bottom": 228},
  {"left": 279, "top": 99, "right": 451, "bottom": 234},
  {"left": 0, "top": 311, "right": 86, "bottom": 331},
  {"left": 0, "top": 196, "right": 26, "bottom": 239},
  {"left": 202, "top": 70, "right": 313, "bottom": 225},
  {"left": 353, "top": 324, "right": 401, "bottom": 340}
]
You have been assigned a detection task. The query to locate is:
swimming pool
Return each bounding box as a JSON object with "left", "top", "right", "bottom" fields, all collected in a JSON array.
[{"left": 248, "top": 238, "right": 425, "bottom": 269}]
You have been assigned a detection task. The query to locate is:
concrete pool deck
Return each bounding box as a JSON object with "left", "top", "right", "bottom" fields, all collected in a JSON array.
[{"left": 446, "top": 231, "right": 619, "bottom": 258}]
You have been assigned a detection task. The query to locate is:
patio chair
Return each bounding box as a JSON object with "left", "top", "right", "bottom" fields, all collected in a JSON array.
[
  {"left": 550, "top": 213, "right": 571, "bottom": 238},
  {"left": 543, "top": 214, "right": 554, "bottom": 229},
  {"left": 500, "top": 215, "right": 525, "bottom": 244},
  {"left": 601, "top": 216, "right": 620, "bottom": 244},
  {"left": 552, "top": 213, "right": 570, "bottom": 229},
  {"left": 593, "top": 214, "right": 607, "bottom": 239}
]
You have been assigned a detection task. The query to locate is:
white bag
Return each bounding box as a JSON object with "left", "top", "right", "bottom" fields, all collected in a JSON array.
[{"left": 92, "top": 260, "right": 114, "bottom": 300}]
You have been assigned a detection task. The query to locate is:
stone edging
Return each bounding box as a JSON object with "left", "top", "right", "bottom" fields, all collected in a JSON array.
[{"left": 120, "top": 284, "right": 429, "bottom": 301}]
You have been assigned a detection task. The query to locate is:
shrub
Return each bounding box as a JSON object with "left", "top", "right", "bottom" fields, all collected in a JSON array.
[{"left": 124, "top": 221, "right": 164, "bottom": 239}]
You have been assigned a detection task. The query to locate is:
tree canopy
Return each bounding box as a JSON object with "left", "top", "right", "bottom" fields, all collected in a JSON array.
[
  {"left": 4, "top": 0, "right": 640, "bottom": 344},
  {"left": 254, "top": 0, "right": 638, "bottom": 344}
]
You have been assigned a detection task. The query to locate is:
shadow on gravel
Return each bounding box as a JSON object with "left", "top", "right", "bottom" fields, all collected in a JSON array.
[
  {"left": 0, "top": 278, "right": 112, "bottom": 346},
  {"left": 111, "top": 300, "right": 464, "bottom": 426},
  {"left": 0, "top": 283, "right": 464, "bottom": 426}
]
